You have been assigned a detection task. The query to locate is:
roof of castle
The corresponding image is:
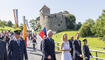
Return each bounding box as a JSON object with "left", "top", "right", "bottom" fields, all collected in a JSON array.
[{"left": 40, "top": 5, "right": 50, "bottom": 11}]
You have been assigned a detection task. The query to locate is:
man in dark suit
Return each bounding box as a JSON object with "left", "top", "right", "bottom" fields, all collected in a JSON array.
[
  {"left": 40, "top": 35, "right": 47, "bottom": 52},
  {"left": 40, "top": 36, "right": 47, "bottom": 60},
  {"left": 42, "top": 30, "right": 56, "bottom": 60},
  {"left": 73, "top": 33, "right": 83, "bottom": 60},
  {"left": 0, "top": 39, "right": 7, "bottom": 60},
  {"left": 68, "top": 36, "right": 74, "bottom": 58},
  {"left": 8, "top": 28, "right": 28, "bottom": 60},
  {"left": 83, "top": 39, "right": 92, "bottom": 60}
]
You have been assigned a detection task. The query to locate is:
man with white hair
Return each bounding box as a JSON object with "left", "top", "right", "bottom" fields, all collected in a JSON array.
[{"left": 42, "top": 30, "right": 56, "bottom": 60}]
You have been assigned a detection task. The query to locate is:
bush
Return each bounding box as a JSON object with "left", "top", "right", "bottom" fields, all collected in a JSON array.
[{"left": 79, "top": 19, "right": 95, "bottom": 37}]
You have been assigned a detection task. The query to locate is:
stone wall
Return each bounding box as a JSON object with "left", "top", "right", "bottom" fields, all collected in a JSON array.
[
  {"left": 41, "top": 14, "right": 67, "bottom": 32},
  {"left": 40, "top": 5, "right": 67, "bottom": 32}
]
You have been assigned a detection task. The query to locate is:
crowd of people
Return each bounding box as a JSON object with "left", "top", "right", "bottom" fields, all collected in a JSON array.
[
  {"left": 40, "top": 30, "right": 93, "bottom": 60},
  {"left": 0, "top": 28, "right": 28, "bottom": 60},
  {"left": 0, "top": 28, "right": 92, "bottom": 60}
]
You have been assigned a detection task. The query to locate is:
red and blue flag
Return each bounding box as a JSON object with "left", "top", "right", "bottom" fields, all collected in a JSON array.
[{"left": 38, "top": 27, "right": 47, "bottom": 39}]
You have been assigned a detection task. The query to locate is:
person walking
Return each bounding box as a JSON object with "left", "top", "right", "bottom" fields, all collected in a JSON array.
[
  {"left": 8, "top": 28, "right": 28, "bottom": 60},
  {"left": 42, "top": 30, "right": 56, "bottom": 60},
  {"left": 0, "top": 38, "right": 7, "bottom": 60},
  {"left": 32, "top": 34, "right": 37, "bottom": 51},
  {"left": 83, "top": 39, "right": 92, "bottom": 60},
  {"left": 73, "top": 33, "right": 83, "bottom": 60},
  {"left": 61, "top": 33, "right": 72, "bottom": 60}
]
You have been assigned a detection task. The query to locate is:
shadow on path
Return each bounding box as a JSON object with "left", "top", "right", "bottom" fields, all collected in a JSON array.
[{"left": 30, "top": 52, "right": 43, "bottom": 56}]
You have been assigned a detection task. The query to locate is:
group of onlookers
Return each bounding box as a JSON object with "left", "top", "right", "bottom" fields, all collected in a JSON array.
[
  {"left": 40, "top": 30, "right": 92, "bottom": 60},
  {"left": 0, "top": 29, "right": 28, "bottom": 60},
  {"left": 0, "top": 29, "right": 92, "bottom": 60}
]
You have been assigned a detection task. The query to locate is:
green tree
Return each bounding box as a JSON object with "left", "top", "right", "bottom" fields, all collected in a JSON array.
[
  {"left": 29, "top": 19, "right": 38, "bottom": 31},
  {"left": 94, "top": 10, "right": 105, "bottom": 37},
  {"left": 79, "top": 19, "right": 95, "bottom": 37},
  {"left": 76, "top": 22, "right": 82, "bottom": 30},
  {"left": 65, "top": 14, "right": 76, "bottom": 29},
  {"left": 7, "top": 20, "right": 13, "bottom": 27},
  {"left": 0, "top": 20, "right": 3, "bottom": 27},
  {"left": 2, "top": 21, "right": 8, "bottom": 26}
]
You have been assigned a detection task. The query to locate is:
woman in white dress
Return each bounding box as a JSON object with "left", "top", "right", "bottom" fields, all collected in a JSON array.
[{"left": 61, "top": 33, "right": 72, "bottom": 60}]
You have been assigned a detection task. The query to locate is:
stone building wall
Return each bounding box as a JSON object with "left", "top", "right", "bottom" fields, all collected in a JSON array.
[{"left": 40, "top": 5, "right": 67, "bottom": 32}]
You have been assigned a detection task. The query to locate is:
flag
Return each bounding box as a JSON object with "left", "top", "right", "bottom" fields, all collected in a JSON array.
[
  {"left": 38, "top": 27, "right": 47, "bottom": 39},
  {"left": 13, "top": 9, "right": 19, "bottom": 28},
  {"left": 23, "top": 16, "right": 25, "bottom": 25},
  {"left": 23, "top": 24, "right": 27, "bottom": 46}
]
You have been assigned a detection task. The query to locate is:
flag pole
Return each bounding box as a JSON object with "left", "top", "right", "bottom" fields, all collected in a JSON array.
[
  {"left": 23, "top": 16, "right": 25, "bottom": 25},
  {"left": 13, "top": 9, "right": 19, "bottom": 28}
]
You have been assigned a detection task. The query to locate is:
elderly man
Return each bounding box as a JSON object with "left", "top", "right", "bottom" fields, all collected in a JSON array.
[
  {"left": 8, "top": 28, "right": 28, "bottom": 60},
  {"left": 42, "top": 30, "right": 56, "bottom": 60},
  {"left": 0, "top": 38, "right": 7, "bottom": 60}
]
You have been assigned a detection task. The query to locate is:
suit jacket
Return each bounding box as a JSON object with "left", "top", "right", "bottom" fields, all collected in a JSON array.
[
  {"left": 8, "top": 38, "right": 28, "bottom": 60},
  {"left": 5, "top": 36, "right": 10, "bottom": 44},
  {"left": 73, "top": 39, "right": 83, "bottom": 60},
  {"left": 68, "top": 39, "right": 73, "bottom": 57},
  {"left": 0, "top": 40, "right": 7, "bottom": 60},
  {"left": 83, "top": 44, "right": 92, "bottom": 59},
  {"left": 42, "top": 37, "right": 56, "bottom": 60}
]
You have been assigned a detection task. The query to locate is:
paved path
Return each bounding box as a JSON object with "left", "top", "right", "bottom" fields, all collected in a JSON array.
[{"left": 27, "top": 39, "right": 61, "bottom": 60}]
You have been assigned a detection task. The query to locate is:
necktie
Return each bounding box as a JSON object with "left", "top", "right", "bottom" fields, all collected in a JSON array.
[{"left": 78, "top": 40, "right": 80, "bottom": 46}]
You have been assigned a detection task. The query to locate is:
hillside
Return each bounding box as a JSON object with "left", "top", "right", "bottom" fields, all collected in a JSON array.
[
  {"left": 52, "top": 31, "right": 105, "bottom": 59},
  {"left": 0, "top": 27, "right": 15, "bottom": 32}
]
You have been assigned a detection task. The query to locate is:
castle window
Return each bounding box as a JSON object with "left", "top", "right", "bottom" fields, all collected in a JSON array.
[
  {"left": 61, "top": 21, "right": 62, "bottom": 23},
  {"left": 58, "top": 24, "right": 60, "bottom": 26},
  {"left": 62, "top": 15, "right": 63, "bottom": 17},
  {"left": 48, "top": 16, "right": 50, "bottom": 18}
]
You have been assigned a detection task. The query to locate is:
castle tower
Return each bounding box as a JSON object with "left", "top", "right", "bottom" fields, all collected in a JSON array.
[
  {"left": 40, "top": 5, "right": 50, "bottom": 26},
  {"left": 39, "top": 5, "right": 67, "bottom": 32}
]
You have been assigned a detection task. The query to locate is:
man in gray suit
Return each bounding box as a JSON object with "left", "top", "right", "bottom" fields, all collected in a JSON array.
[{"left": 0, "top": 39, "right": 7, "bottom": 60}]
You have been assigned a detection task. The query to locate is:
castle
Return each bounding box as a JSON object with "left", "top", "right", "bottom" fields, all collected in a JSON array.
[{"left": 40, "top": 5, "right": 69, "bottom": 32}]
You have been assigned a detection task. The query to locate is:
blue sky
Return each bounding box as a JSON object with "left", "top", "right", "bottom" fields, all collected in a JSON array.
[{"left": 0, "top": 0, "right": 105, "bottom": 24}]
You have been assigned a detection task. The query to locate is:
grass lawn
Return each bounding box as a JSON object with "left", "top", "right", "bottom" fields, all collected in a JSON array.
[
  {"left": 0, "top": 26, "right": 15, "bottom": 32},
  {"left": 52, "top": 30, "right": 105, "bottom": 60}
]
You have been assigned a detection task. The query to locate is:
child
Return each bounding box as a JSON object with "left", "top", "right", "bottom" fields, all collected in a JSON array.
[{"left": 83, "top": 39, "right": 93, "bottom": 60}]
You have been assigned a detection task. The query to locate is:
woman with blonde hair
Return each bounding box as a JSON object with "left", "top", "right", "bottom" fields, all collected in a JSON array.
[{"left": 61, "top": 33, "right": 72, "bottom": 60}]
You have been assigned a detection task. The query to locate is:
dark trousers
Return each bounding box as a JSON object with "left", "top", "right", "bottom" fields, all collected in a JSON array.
[
  {"left": 33, "top": 44, "right": 36, "bottom": 50},
  {"left": 85, "top": 59, "right": 89, "bottom": 60},
  {"left": 43, "top": 54, "right": 56, "bottom": 60},
  {"left": 85, "top": 58, "right": 90, "bottom": 60}
]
